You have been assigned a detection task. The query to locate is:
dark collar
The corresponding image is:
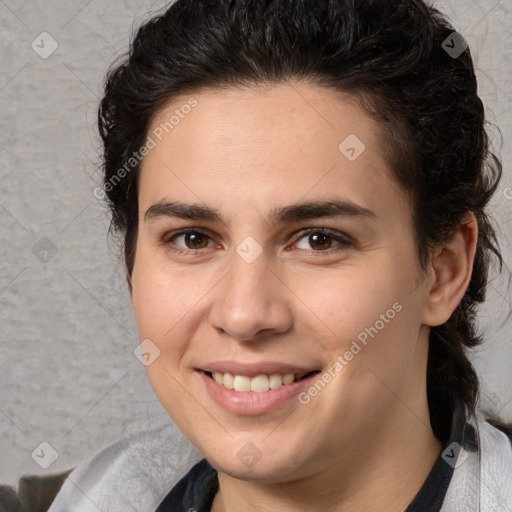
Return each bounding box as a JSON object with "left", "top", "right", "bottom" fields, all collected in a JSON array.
[
  {"left": 155, "top": 456, "right": 218, "bottom": 512},
  {"left": 406, "top": 390, "right": 473, "bottom": 511}
]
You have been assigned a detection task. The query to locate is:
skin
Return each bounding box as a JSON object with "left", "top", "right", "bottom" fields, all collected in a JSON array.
[{"left": 129, "top": 81, "right": 477, "bottom": 511}]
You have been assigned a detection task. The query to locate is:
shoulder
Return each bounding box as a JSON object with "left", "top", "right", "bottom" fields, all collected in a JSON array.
[
  {"left": 45, "top": 423, "right": 202, "bottom": 512},
  {"left": 479, "top": 414, "right": 512, "bottom": 510},
  {"left": 441, "top": 409, "right": 512, "bottom": 511},
  {"left": 485, "top": 417, "right": 512, "bottom": 445}
]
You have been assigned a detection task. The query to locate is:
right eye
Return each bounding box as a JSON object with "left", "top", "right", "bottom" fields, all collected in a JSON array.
[{"left": 162, "top": 228, "right": 217, "bottom": 255}]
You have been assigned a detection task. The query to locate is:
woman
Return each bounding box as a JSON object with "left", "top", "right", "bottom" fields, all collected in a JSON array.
[{"left": 41, "top": 0, "right": 512, "bottom": 510}]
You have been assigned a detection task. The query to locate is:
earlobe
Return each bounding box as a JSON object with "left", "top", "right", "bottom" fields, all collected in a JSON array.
[{"left": 421, "top": 213, "right": 478, "bottom": 327}]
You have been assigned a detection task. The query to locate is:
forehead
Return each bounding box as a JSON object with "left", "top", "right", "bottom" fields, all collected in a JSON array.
[
  {"left": 138, "top": 81, "right": 407, "bottom": 220},
  {"left": 144, "top": 81, "right": 375, "bottom": 164}
]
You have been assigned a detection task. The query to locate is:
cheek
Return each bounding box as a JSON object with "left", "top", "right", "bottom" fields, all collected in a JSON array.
[
  {"left": 296, "top": 264, "right": 409, "bottom": 346},
  {"left": 131, "top": 240, "right": 192, "bottom": 334},
  {"left": 130, "top": 249, "right": 220, "bottom": 378},
  {"left": 130, "top": 256, "right": 190, "bottom": 358},
  {"left": 130, "top": 264, "right": 197, "bottom": 424},
  {"left": 300, "top": 259, "right": 424, "bottom": 394}
]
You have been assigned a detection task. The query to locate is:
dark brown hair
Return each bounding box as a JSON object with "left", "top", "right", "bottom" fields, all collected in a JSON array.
[{"left": 98, "top": 0, "right": 504, "bottom": 441}]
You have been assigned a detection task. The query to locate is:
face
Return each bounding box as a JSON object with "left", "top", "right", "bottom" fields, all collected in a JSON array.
[{"left": 130, "top": 81, "right": 433, "bottom": 481}]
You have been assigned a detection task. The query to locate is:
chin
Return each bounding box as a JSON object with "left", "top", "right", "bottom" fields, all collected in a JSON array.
[{"left": 203, "top": 440, "right": 312, "bottom": 482}]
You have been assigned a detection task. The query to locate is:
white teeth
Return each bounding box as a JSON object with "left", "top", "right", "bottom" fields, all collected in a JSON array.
[
  {"left": 250, "top": 375, "right": 269, "bottom": 393},
  {"left": 269, "top": 374, "right": 283, "bottom": 390},
  {"left": 283, "top": 373, "right": 294, "bottom": 385},
  {"left": 209, "top": 371, "right": 308, "bottom": 392},
  {"left": 223, "top": 372, "right": 234, "bottom": 389},
  {"left": 233, "top": 375, "right": 251, "bottom": 392}
]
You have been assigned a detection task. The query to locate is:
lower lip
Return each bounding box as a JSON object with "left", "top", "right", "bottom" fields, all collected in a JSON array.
[{"left": 197, "top": 370, "right": 319, "bottom": 415}]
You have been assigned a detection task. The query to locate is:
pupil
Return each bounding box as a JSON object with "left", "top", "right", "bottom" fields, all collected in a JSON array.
[
  {"left": 310, "top": 232, "right": 330, "bottom": 250},
  {"left": 186, "top": 233, "right": 207, "bottom": 249}
]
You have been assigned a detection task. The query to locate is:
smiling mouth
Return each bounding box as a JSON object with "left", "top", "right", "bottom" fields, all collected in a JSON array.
[{"left": 204, "top": 370, "right": 321, "bottom": 392}]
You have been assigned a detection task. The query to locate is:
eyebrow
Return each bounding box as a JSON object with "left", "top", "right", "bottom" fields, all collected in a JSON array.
[{"left": 144, "top": 199, "right": 377, "bottom": 226}]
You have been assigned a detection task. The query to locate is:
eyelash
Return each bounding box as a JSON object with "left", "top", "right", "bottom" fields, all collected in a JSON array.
[{"left": 161, "top": 227, "right": 353, "bottom": 257}]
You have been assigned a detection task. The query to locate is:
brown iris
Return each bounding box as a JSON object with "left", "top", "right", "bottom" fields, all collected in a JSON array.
[
  {"left": 183, "top": 232, "right": 209, "bottom": 250},
  {"left": 308, "top": 232, "right": 332, "bottom": 250}
]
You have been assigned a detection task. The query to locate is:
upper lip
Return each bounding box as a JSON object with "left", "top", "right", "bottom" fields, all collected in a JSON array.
[{"left": 199, "top": 361, "right": 321, "bottom": 378}]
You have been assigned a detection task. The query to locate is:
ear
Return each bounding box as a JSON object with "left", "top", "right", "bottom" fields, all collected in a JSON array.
[{"left": 421, "top": 212, "right": 478, "bottom": 327}]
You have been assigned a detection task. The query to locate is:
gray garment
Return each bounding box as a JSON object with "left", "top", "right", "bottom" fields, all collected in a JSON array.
[{"left": 441, "top": 410, "right": 512, "bottom": 511}]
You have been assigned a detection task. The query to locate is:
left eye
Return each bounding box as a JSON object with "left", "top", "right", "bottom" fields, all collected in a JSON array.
[
  {"left": 293, "top": 229, "right": 352, "bottom": 252},
  {"left": 163, "top": 228, "right": 352, "bottom": 254}
]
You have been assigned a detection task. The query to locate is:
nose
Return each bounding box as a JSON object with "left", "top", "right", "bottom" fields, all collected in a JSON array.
[{"left": 209, "top": 248, "right": 293, "bottom": 342}]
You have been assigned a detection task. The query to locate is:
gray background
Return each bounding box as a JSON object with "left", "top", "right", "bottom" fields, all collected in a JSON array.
[{"left": 0, "top": 0, "right": 511, "bottom": 486}]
